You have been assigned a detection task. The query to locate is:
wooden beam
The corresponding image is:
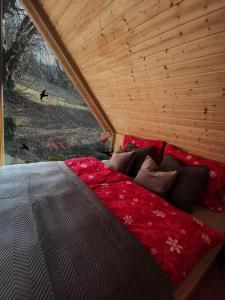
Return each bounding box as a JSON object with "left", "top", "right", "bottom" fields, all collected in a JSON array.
[{"left": 21, "top": 0, "right": 115, "bottom": 135}]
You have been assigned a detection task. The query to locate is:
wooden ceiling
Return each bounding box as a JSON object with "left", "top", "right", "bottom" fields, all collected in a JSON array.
[{"left": 22, "top": 0, "right": 225, "bottom": 162}]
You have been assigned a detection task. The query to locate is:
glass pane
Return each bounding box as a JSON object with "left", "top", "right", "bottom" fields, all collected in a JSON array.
[{"left": 3, "top": 0, "right": 111, "bottom": 165}]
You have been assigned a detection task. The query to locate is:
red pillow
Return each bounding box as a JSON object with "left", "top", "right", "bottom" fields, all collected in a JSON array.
[
  {"left": 122, "top": 135, "right": 165, "bottom": 163},
  {"left": 164, "top": 145, "right": 225, "bottom": 212}
]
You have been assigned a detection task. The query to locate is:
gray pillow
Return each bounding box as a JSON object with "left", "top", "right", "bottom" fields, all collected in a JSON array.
[
  {"left": 108, "top": 151, "right": 135, "bottom": 175},
  {"left": 134, "top": 156, "right": 178, "bottom": 196}
]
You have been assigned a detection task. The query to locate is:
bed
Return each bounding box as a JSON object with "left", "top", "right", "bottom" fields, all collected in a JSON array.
[
  {"left": 0, "top": 155, "right": 224, "bottom": 300},
  {"left": 103, "top": 158, "right": 225, "bottom": 300},
  {"left": 0, "top": 161, "right": 173, "bottom": 300}
]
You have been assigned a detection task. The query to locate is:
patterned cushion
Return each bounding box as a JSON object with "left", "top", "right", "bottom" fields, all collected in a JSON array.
[
  {"left": 123, "top": 135, "right": 165, "bottom": 163},
  {"left": 164, "top": 145, "right": 225, "bottom": 212}
]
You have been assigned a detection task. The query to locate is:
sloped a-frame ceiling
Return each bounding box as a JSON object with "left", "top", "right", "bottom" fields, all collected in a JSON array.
[{"left": 22, "top": 0, "right": 225, "bottom": 162}]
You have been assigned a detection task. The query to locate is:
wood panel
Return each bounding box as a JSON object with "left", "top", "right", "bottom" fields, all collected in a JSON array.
[
  {"left": 114, "top": 132, "right": 225, "bottom": 163},
  {"left": 26, "top": 0, "right": 225, "bottom": 162},
  {"left": 77, "top": 1, "right": 225, "bottom": 68},
  {"left": 82, "top": 31, "right": 225, "bottom": 74}
]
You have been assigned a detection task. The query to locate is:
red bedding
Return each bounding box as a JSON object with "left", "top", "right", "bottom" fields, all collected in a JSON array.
[{"left": 65, "top": 157, "right": 223, "bottom": 285}]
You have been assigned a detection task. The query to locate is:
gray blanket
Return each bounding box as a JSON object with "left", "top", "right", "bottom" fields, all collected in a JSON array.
[{"left": 0, "top": 161, "right": 173, "bottom": 300}]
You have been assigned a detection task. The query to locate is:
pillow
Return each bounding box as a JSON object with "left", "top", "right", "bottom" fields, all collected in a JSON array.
[
  {"left": 135, "top": 156, "right": 178, "bottom": 196},
  {"left": 128, "top": 146, "right": 155, "bottom": 178},
  {"left": 101, "top": 160, "right": 110, "bottom": 167},
  {"left": 122, "top": 135, "right": 165, "bottom": 163},
  {"left": 125, "top": 142, "right": 138, "bottom": 152},
  {"left": 160, "top": 154, "right": 209, "bottom": 213},
  {"left": 164, "top": 145, "right": 225, "bottom": 212},
  {"left": 108, "top": 151, "right": 135, "bottom": 175},
  {"left": 117, "top": 142, "right": 137, "bottom": 153},
  {"left": 140, "top": 155, "right": 158, "bottom": 172}
]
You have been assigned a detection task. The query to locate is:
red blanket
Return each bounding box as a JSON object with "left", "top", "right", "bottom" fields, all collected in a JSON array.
[{"left": 65, "top": 157, "right": 223, "bottom": 285}]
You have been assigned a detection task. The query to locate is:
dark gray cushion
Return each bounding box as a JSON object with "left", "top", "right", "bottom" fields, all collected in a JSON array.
[
  {"left": 160, "top": 154, "right": 209, "bottom": 213},
  {"left": 128, "top": 146, "right": 155, "bottom": 178},
  {"left": 125, "top": 142, "right": 138, "bottom": 152}
]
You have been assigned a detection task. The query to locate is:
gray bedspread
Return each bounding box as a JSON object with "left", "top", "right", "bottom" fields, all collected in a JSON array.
[{"left": 0, "top": 161, "right": 173, "bottom": 300}]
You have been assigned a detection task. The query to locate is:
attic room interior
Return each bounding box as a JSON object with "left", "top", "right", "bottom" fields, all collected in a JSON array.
[{"left": 0, "top": 0, "right": 225, "bottom": 299}]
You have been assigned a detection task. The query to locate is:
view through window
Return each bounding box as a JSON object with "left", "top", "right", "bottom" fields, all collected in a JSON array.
[{"left": 3, "top": 0, "right": 110, "bottom": 165}]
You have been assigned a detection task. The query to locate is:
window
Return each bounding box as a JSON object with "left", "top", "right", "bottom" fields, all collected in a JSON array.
[{"left": 3, "top": 0, "right": 111, "bottom": 165}]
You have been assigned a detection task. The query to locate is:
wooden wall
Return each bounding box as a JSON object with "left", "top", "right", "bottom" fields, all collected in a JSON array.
[{"left": 27, "top": 0, "right": 225, "bottom": 162}]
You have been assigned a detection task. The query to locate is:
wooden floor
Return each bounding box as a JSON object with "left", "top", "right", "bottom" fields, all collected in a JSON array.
[{"left": 190, "top": 258, "right": 225, "bottom": 300}]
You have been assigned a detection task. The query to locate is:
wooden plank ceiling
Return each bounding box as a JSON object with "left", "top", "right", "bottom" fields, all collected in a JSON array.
[{"left": 25, "top": 0, "right": 225, "bottom": 162}]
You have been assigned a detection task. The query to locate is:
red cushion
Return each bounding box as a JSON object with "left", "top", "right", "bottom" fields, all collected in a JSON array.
[
  {"left": 164, "top": 145, "right": 225, "bottom": 212},
  {"left": 122, "top": 135, "right": 165, "bottom": 163}
]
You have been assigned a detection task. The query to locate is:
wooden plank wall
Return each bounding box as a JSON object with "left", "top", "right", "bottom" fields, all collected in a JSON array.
[{"left": 37, "top": 0, "right": 225, "bottom": 162}]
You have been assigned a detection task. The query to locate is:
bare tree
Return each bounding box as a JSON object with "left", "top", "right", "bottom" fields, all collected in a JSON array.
[
  {"left": 3, "top": 0, "right": 37, "bottom": 90},
  {"left": 2, "top": 0, "right": 83, "bottom": 107}
]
